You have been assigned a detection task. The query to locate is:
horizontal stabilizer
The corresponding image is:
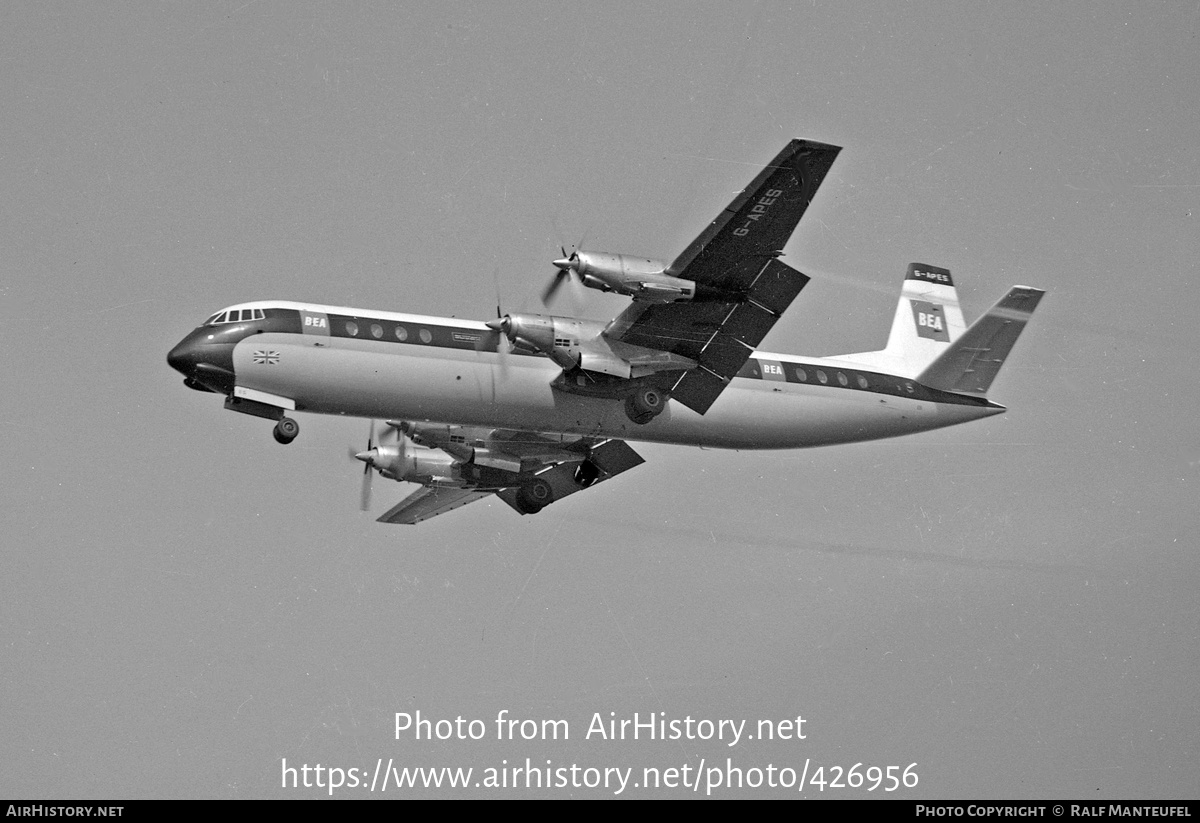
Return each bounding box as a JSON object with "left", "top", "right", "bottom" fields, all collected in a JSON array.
[{"left": 916, "top": 286, "right": 1045, "bottom": 395}]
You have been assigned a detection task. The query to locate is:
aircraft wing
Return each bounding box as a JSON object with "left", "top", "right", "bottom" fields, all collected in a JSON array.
[
  {"left": 376, "top": 438, "right": 645, "bottom": 524},
  {"left": 377, "top": 486, "right": 495, "bottom": 525},
  {"left": 604, "top": 139, "right": 840, "bottom": 415},
  {"left": 666, "top": 138, "right": 842, "bottom": 284}
]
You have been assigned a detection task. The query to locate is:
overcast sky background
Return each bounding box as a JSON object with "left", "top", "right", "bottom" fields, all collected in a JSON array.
[{"left": 2, "top": 1, "right": 1197, "bottom": 799}]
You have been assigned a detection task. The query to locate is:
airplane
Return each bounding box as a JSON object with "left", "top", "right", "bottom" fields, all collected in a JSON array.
[{"left": 167, "top": 139, "right": 1045, "bottom": 525}]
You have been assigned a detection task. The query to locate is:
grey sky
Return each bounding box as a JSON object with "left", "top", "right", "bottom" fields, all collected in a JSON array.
[{"left": 1, "top": 1, "right": 1196, "bottom": 798}]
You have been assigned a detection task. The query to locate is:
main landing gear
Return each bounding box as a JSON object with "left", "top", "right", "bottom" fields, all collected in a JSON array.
[
  {"left": 624, "top": 385, "right": 666, "bottom": 425},
  {"left": 515, "top": 477, "right": 553, "bottom": 515},
  {"left": 272, "top": 416, "right": 299, "bottom": 444}
]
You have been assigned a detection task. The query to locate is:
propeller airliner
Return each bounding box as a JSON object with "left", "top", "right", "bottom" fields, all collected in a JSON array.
[{"left": 167, "top": 139, "right": 1044, "bottom": 524}]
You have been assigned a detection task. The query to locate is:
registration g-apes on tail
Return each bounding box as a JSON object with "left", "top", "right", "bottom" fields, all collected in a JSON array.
[{"left": 168, "top": 140, "right": 1045, "bottom": 524}]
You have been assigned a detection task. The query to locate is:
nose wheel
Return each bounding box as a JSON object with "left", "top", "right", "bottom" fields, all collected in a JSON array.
[{"left": 273, "top": 416, "right": 299, "bottom": 444}]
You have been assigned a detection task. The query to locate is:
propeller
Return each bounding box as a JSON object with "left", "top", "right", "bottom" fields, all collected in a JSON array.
[
  {"left": 480, "top": 267, "right": 512, "bottom": 382},
  {"left": 543, "top": 246, "right": 578, "bottom": 304},
  {"left": 351, "top": 420, "right": 400, "bottom": 511},
  {"left": 484, "top": 311, "right": 513, "bottom": 383},
  {"left": 350, "top": 420, "right": 377, "bottom": 511},
  {"left": 542, "top": 227, "right": 588, "bottom": 307}
]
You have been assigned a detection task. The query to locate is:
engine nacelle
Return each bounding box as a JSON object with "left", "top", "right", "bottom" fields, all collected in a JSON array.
[
  {"left": 487, "top": 313, "right": 587, "bottom": 371},
  {"left": 361, "top": 435, "right": 460, "bottom": 483},
  {"left": 572, "top": 252, "right": 668, "bottom": 289},
  {"left": 554, "top": 250, "right": 749, "bottom": 303},
  {"left": 558, "top": 252, "right": 691, "bottom": 302}
]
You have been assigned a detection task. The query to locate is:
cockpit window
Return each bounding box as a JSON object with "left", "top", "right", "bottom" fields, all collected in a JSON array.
[{"left": 205, "top": 308, "right": 264, "bottom": 325}]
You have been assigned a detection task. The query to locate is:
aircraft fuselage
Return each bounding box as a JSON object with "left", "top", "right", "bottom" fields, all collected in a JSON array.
[{"left": 167, "top": 300, "right": 1004, "bottom": 450}]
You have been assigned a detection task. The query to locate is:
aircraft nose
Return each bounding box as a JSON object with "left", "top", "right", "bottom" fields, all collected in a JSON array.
[
  {"left": 167, "top": 330, "right": 236, "bottom": 394},
  {"left": 167, "top": 338, "right": 196, "bottom": 375}
]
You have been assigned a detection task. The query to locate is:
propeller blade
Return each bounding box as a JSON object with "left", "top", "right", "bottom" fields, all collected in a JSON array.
[
  {"left": 360, "top": 463, "right": 372, "bottom": 511},
  {"left": 377, "top": 421, "right": 399, "bottom": 444},
  {"left": 495, "top": 324, "right": 511, "bottom": 379},
  {"left": 542, "top": 271, "right": 568, "bottom": 305},
  {"left": 352, "top": 420, "right": 376, "bottom": 511},
  {"left": 545, "top": 230, "right": 587, "bottom": 306}
]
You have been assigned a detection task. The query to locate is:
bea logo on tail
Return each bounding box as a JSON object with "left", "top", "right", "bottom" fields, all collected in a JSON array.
[{"left": 911, "top": 300, "right": 949, "bottom": 342}]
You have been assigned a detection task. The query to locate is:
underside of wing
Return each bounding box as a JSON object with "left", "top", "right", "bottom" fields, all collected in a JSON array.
[
  {"left": 374, "top": 436, "right": 645, "bottom": 523},
  {"left": 602, "top": 139, "right": 839, "bottom": 415},
  {"left": 608, "top": 259, "right": 811, "bottom": 414},
  {"left": 667, "top": 138, "right": 841, "bottom": 288},
  {"left": 377, "top": 485, "right": 495, "bottom": 525}
]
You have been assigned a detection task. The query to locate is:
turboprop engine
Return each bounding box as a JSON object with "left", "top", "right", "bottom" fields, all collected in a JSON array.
[
  {"left": 545, "top": 250, "right": 750, "bottom": 305},
  {"left": 485, "top": 312, "right": 592, "bottom": 371},
  {"left": 487, "top": 311, "right": 697, "bottom": 382},
  {"left": 547, "top": 251, "right": 687, "bottom": 303},
  {"left": 356, "top": 433, "right": 459, "bottom": 483}
]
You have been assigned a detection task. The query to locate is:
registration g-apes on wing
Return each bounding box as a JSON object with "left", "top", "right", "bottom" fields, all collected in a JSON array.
[{"left": 168, "top": 140, "right": 1045, "bottom": 524}]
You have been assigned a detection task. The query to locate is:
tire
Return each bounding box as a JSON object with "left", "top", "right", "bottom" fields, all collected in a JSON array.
[
  {"left": 630, "top": 386, "right": 664, "bottom": 416},
  {"left": 273, "top": 417, "right": 299, "bottom": 444},
  {"left": 514, "top": 496, "right": 544, "bottom": 515},
  {"left": 516, "top": 478, "right": 553, "bottom": 513},
  {"left": 624, "top": 395, "right": 655, "bottom": 425}
]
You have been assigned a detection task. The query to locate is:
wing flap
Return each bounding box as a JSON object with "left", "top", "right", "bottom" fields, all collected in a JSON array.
[
  {"left": 667, "top": 259, "right": 810, "bottom": 414},
  {"left": 669, "top": 367, "right": 730, "bottom": 415}
]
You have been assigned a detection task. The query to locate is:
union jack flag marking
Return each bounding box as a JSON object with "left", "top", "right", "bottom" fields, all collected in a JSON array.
[{"left": 252, "top": 350, "right": 280, "bottom": 365}]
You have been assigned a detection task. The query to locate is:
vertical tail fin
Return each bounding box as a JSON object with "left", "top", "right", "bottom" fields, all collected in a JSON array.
[{"left": 880, "top": 263, "right": 967, "bottom": 371}]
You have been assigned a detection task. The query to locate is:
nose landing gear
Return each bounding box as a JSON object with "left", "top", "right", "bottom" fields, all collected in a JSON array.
[{"left": 273, "top": 417, "right": 299, "bottom": 444}]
